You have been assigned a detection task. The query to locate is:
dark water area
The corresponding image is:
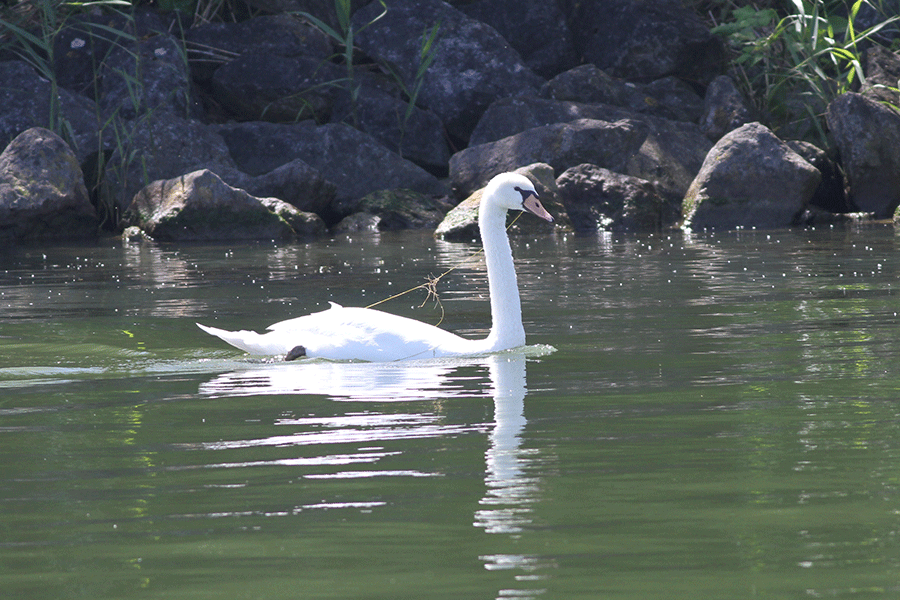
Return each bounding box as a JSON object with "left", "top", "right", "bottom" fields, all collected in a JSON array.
[{"left": 2, "top": 225, "right": 900, "bottom": 599}]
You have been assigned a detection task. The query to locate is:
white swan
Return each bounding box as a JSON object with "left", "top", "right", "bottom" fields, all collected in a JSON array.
[{"left": 197, "top": 172, "right": 554, "bottom": 361}]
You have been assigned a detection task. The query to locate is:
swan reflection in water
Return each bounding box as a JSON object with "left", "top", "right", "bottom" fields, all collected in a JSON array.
[{"left": 198, "top": 347, "right": 554, "bottom": 591}]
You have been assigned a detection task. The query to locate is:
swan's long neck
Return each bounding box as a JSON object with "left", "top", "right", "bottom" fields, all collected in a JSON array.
[{"left": 479, "top": 199, "right": 525, "bottom": 349}]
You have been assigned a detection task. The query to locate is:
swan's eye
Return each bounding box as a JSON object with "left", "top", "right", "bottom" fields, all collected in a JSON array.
[{"left": 514, "top": 186, "right": 538, "bottom": 202}]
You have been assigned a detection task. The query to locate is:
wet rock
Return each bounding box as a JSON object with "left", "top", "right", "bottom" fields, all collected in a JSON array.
[
  {"left": 215, "top": 121, "right": 447, "bottom": 219},
  {"left": 557, "top": 164, "right": 676, "bottom": 232},
  {"left": 699, "top": 75, "right": 753, "bottom": 141},
  {"left": 351, "top": 0, "right": 543, "bottom": 142},
  {"left": 567, "top": 0, "right": 725, "bottom": 85},
  {"left": 450, "top": 118, "right": 647, "bottom": 200},
  {"left": 0, "top": 128, "right": 97, "bottom": 244},
  {"left": 334, "top": 188, "right": 454, "bottom": 233},
  {"left": 126, "top": 169, "right": 324, "bottom": 241},
  {"left": 259, "top": 197, "right": 327, "bottom": 238},
  {"left": 436, "top": 163, "right": 564, "bottom": 241},
  {"left": 826, "top": 92, "right": 900, "bottom": 217},
  {"left": 682, "top": 122, "right": 820, "bottom": 230}
]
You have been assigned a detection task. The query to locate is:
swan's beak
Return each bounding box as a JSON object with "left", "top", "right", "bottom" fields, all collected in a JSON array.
[{"left": 522, "top": 193, "right": 554, "bottom": 223}]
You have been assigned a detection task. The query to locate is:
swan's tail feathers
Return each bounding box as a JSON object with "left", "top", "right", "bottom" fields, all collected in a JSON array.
[{"left": 196, "top": 323, "right": 280, "bottom": 355}]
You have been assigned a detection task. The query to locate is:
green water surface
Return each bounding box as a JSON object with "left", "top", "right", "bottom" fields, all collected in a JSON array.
[{"left": 2, "top": 227, "right": 899, "bottom": 599}]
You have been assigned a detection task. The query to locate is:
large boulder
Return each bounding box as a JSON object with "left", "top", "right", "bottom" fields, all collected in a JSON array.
[
  {"left": 211, "top": 53, "right": 343, "bottom": 122},
  {"left": 449, "top": 118, "right": 648, "bottom": 199},
  {"left": 557, "top": 163, "right": 676, "bottom": 232},
  {"left": 826, "top": 92, "right": 900, "bottom": 217},
  {"left": 351, "top": 0, "right": 543, "bottom": 142},
  {"left": 681, "top": 122, "right": 820, "bottom": 230},
  {"left": 459, "top": 0, "right": 578, "bottom": 78},
  {"left": 215, "top": 121, "right": 447, "bottom": 219},
  {"left": 126, "top": 169, "right": 325, "bottom": 241},
  {"left": 329, "top": 82, "right": 450, "bottom": 174},
  {"left": 0, "top": 61, "right": 99, "bottom": 162},
  {"left": 566, "top": 0, "right": 725, "bottom": 84},
  {"left": 0, "top": 128, "right": 97, "bottom": 244},
  {"left": 183, "top": 14, "right": 333, "bottom": 83}
]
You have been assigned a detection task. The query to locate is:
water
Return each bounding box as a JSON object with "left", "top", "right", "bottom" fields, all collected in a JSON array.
[{"left": 2, "top": 226, "right": 900, "bottom": 599}]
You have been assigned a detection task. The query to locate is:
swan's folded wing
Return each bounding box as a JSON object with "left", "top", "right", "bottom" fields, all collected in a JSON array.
[{"left": 265, "top": 305, "right": 477, "bottom": 361}]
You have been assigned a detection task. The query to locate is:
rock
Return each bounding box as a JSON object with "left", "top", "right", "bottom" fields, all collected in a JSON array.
[
  {"left": 436, "top": 163, "right": 565, "bottom": 241},
  {"left": 122, "top": 225, "right": 153, "bottom": 243},
  {"left": 825, "top": 92, "right": 900, "bottom": 217},
  {"left": 224, "top": 159, "right": 336, "bottom": 216},
  {"left": 860, "top": 45, "right": 900, "bottom": 108},
  {"left": 0, "top": 128, "right": 97, "bottom": 244},
  {"left": 333, "top": 212, "right": 383, "bottom": 234},
  {"left": 53, "top": 8, "right": 178, "bottom": 97},
  {"left": 330, "top": 81, "right": 450, "bottom": 173},
  {"left": 785, "top": 141, "right": 851, "bottom": 213},
  {"left": 351, "top": 0, "right": 543, "bottom": 142},
  {"left": 126, "top": 169, "right": 324, "bottom": 240},
  {"left": 557, "top": 164, "right": 676, "bottom": 231},
  {"left": 258, "top": 197, "right": 328, "bottom": 238},
  {"left": 699, "top": 75, "right": 753, "bottom": 141},
  {"left": 459, "top": 0, "right": 579, "bottom": 78},
  {"left": 450, "top": 118, "right": 648, "bottom": 199},
  {"left": 639, "top": 76, "right": 705, "bottom": 123},
  {"left": 211, "top": 53, "right": 342, "bottom": 122},
  {"left": 183, "top": 14, "right": 333, "bottom": 83},
  {"left": 466, "top": 95, "right": 712, "bottom": 200},
  {"left": 215, "top": 121, "right": 447, "bottom": 219},
  {"left": 0, "top": 61, "right": 99, "bottom": 162},
  {"left": 681, "top": 122, "right": 821, "bottom": 230},
  {"left": 351, "top": 189, "right": 447, "bottom": 230},
  {"left": 540, "top": 64, "right": 638, "bottom": 106},
  {"left": 99, "top": 32, "right": 197, "bottom": 120},
  {"left": 567, "top": 0, "right": 725, "bottom": 85},
  {"left": 101, "top": 113, "right": 239, "bottom": 215},
  {"left": 540, "top": 65, "right": 703, "bottom": 122}
]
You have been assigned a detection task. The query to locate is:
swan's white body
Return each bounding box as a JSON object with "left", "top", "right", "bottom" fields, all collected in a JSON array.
[{"left": 197, "top": 172, "right": 553, "bottom": 361}]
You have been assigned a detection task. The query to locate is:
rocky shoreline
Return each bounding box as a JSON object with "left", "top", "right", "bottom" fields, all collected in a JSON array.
[{"left": 1, "top": 0, "right": 900, "bottom": 245}]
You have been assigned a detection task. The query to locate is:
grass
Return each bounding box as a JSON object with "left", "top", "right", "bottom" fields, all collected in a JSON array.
[{"left": 706, "top": 0, "right": 900, "bottom": 145}]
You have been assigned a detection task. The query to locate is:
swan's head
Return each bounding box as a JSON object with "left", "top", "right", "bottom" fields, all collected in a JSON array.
[{"left": 484, "top": 173, "right": 554, "bottom": 223}]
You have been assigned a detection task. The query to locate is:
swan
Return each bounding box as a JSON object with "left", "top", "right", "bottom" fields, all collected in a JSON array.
[{"left": 197, "top": 172, "right": 554, "bottom": 361}]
